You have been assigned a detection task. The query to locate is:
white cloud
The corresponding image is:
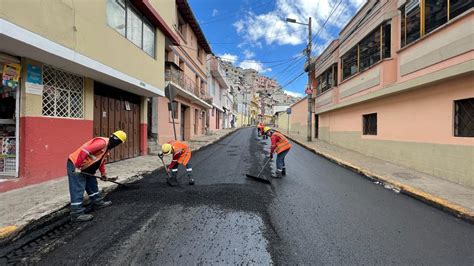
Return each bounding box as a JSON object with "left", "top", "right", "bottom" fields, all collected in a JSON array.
[
  {"left": 233, "top": 0, "right": 364, "bottom": 52},
  {"left": 239, "top": 60, "right": 272, "bottom": 73},
  {"left": 243, "top": 49, "right": 255, "bottom": 59},
  {"left": 284, "top": 90, "right": 303, "bottom": 98},
  {"left": 212, "top": 9, "right": 219, "bottom": 17},
  {"left": 218, "top": 53, "right": 239, "bottom": 63}
]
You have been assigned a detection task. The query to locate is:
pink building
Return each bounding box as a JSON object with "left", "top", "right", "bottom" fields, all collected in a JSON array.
[
  {"left": 311, "top": 0, "right": 473, "bottom": 187},
  {"left": 155, "top": 0, "right": 213, "bottom": 144}
]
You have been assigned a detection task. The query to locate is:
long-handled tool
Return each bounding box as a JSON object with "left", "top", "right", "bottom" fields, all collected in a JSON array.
[
  {"left": 80, "top": 172, "right": 130, "bottom": 188},
  {"left": 159, "top": 156, "right": 178, "bottom": 186},
  {"left": 246, "top": 157, "right": 272, "bottom": 184}
]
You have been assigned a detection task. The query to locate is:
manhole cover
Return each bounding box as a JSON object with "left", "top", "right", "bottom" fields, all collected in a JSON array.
[{"left": 393, "top": 172, "right": 419, "bottom": 180}]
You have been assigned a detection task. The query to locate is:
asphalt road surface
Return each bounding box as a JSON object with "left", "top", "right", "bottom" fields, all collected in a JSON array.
[{"left": 1, "top": 128, "right": 473, "bottom": 265}]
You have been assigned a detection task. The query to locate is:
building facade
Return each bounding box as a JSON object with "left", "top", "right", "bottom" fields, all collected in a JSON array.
[
  {"left": 0, "top": 0, "right": 181, "bottom": 191},
  {"left": 155, "top": 0, "right": 212, "bottom": 144},
  {"left": 311, "top": 0, "right": 473, "bottom": 187},
  {"left": 207, "top": 55, "right": 231, "bottom": 131}
]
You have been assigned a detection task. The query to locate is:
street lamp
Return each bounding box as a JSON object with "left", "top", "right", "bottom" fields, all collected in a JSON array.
[{"left": 286, "top": 16, "right": 313, "bottom": 142}]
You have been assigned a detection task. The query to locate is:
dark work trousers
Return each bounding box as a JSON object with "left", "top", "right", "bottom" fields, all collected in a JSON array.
[
  {"left": 276, "top": 149, "right": 289, "bottom": 172},
  {"left": 170, "top": 163, "right": 193, "bottom": 181},
  {"left": 67, "top": 160, "right": 103, "bottom": 215}
]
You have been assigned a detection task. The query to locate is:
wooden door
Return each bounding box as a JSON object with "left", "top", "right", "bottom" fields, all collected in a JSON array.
[{"left": 133, "top": 103, "right": 140, "bottom": 156}]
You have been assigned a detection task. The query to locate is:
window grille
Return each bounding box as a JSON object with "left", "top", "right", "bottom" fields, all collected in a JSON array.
[
  {"left": 363, "top": 113, "right": 377, "bottom": 135},
  {"left": 454, "top": 98, "right": 474, "bottom": 137},
  {"left": 42, "top": 66, "right": 84, "bottom": 118}
]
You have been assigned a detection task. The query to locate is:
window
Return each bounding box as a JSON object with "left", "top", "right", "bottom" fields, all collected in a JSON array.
[
  {"left": 197, "top": 45, "right": 203, "bottom": 62},
  {"left": 382, "top": 21, "right": 391, "bottom": 58},
  {"left": 178, "top": 15, "right": 186, "bottom": 38},
  {"left": 106, "top": 0, "right": 126, "bottom": 36},
  {"left": 425, "top": 0, "right": 447, "bottom": 34},
  {"left": 401, "top": 0, "right": 473, "bottom": 47},
  {"left": 363, "top": 113, "right": 377, "bottom": 135},
  {"left": 341, "top": 21, "right": 391, "bottom": 80},
  {"left": 342, "top": 46, "right": 358, "bottom": 80},
  {"left": 454, "top": 98, "right": 474, "bottom": 137},
  {"left": 316, "top": 63, "right": 338, "bottom": 94},
  {"left": 359, "top": 27, "right": 381, "bottom": 71},
  {"left": 42, "top": 65, "right": 84, "bottom": 118},
  {"left": 106, "top": 0, "right": 156, "bottom": 57},
  {"left": 450, "top": 0, "right": 474, "bottom": 20}
]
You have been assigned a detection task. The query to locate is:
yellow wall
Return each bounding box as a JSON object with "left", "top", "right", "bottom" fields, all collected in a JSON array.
[{"left": 0, "top": 0, "right": 165, "bottom": 90}]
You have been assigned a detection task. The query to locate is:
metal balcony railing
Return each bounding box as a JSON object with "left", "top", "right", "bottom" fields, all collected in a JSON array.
[{"left": 165, "top": 67, "right": 211, "bottom": 103}]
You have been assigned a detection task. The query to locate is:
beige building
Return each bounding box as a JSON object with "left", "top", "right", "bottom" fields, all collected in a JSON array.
[{"left": 0, "top": 0, "right": 179, "bottom": 191}]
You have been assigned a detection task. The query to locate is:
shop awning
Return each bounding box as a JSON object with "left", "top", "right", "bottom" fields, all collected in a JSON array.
[{"left": 0, "top": 19, "right": 164, "bottom": 97}]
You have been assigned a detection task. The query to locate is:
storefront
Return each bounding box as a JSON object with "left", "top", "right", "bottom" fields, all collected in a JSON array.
[{"left": 0, "top": 53, "right": 20, "bottom": 177}]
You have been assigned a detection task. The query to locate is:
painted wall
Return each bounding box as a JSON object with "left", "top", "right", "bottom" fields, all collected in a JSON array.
[
  {"left": 319, "top": 75, "right": 474, "bottom": 187},
  {"left": 156, "top": 95, "right": 206, "bottom": 144},
  {"left": 289, "top": 98, "right": 308, "bottom": 136},
  {"left": 0, "top": 0, "right": 166, "bottom": 90}
]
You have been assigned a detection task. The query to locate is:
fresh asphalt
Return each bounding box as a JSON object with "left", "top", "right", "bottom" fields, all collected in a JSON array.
[{"left": 2, "top": 128, "right": 473, "bottom": 265}]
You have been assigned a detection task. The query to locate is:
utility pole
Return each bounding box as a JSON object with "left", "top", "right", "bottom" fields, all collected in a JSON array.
[
  {"left": 306, "top": 17, "right": 312, "bottom": 142},
  {"left": 286, "top": 16, "right": 313, "bottom": 141}
]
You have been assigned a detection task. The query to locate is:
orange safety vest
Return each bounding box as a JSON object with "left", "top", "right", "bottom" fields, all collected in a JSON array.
[
  {"left": 69, "top": 137, "right": 109, "bottom": 170},
  {"left": 273, "top": 132, "right": 291, "bottom": 154},
  {"left": 169, "top": 140, "right": 192, "bottom": 165}
]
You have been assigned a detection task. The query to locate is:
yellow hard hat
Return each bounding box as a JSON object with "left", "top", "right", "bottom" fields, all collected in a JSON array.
[
  {"left": 263, "top": 126, "right": 271, "bottom": 133},
  {"left": 162, "top": 143, "right": 173, "bottom": 155},
  {"left": 112, "top": 130, "right": 127, "bottom": 143}
]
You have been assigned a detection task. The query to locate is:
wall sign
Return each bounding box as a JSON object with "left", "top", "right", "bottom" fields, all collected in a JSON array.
[
  {"left": 2, "top": 63, "right": 21, "bottom": 90},
  {"left": 25, "top": 64, "right": 44, "bottom": 95}
]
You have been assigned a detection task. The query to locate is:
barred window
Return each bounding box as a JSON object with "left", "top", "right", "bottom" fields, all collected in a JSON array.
[
  {"left": 42, "top": 66, "right": 84, "bottom": 118},
  {"left": 363, "top": 113, "right": 377, "bottom": 135},
  {"left": 454, "top": 98, "right": 474, "bottom": 137}
]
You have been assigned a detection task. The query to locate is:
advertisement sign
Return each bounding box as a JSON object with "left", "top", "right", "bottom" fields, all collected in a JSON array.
[
  {"left": 25, "top": 64, "right": 44, "bottom": 95},
  {"left": 2, "top": 63, "right": 21, "bottom": 90}
]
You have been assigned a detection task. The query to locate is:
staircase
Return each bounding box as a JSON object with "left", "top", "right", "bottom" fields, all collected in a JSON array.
[{"left": 148, "top": 139, "right": 160, "bottom": 155}]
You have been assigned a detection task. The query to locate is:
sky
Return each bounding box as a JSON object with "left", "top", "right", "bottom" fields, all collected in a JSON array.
[{"left": 188, "top": 0, "right": 366, "bottom": 98}]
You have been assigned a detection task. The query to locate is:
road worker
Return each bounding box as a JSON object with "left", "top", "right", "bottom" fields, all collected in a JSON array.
[
  {"left": 264, "top": 127, "right": 291, "bottom": 178},
  {"left": 257, "top": 123, "right": 265, "bottom": 138},
  {"left": 159, "top": 140, "right": 194, "bottom": 186},
  {"left": 67, "top": 130, "right": 127, "bottom": 222}
]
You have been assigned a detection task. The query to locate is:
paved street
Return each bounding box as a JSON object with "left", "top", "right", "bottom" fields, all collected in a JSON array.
[{"left": 1, "top": 128, "right": 473, "bottom": 265}]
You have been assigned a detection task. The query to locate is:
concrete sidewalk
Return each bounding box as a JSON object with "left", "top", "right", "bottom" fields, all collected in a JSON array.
[
  {"left": 0, "top": 128, "right": 239, "bottom": 242},
  {"left": 284, "top": 133, "right": 473, "bottom": 222}
]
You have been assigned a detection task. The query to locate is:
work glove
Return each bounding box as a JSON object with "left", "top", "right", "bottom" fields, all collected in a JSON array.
[
  {"left": 158, "top": 152, "right": 164, "bottom": 159},
  {"left": 100, "top": 175, "right": 107, "bottom": 181},
  {"left": 74, "top": 167, "right": 81, "bottom": 174},
  {"left": 269, "top": 154, "right": 273, "bottom": 159}
]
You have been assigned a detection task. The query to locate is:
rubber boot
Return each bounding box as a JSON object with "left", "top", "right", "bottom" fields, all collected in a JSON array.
[
  {"left": 188, "top": 173, "right": 195, "bottom": 185},
  {"left": 93, "top": 200, "right": 112, "bottom": 210},
  {"left": 271, "top": 170, "right": 283, "bottom": 178},
  {"left": 167, "top": 171, "right": 179, "bottom": 187},
  {"left": 282, "top": 167, "right": 286, "bottom": 176},
  {"left": 71, "top": 213, "right": 94, "bottom": 222}
]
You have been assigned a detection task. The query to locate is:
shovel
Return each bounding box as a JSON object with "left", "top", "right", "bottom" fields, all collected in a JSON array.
[
  {"left": 80, "top": 172, "right": 131, "bottom": 188},
  {"left": 246, "top": 157, "right": 272, "bottom": 184},
  {"left": 159, "top": 156, "right": 178, "bottom": 186}
]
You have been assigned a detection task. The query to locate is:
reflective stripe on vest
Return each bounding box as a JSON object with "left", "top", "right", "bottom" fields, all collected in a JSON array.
[
  {"left": 169, "top": 140, "right": 192, "bottom": 166},
  {"left": 273, "top": 132, "right": 291, "bottom": 154},
  {"left": 69, "top": 137, "right": 109, "bottom": 170}
]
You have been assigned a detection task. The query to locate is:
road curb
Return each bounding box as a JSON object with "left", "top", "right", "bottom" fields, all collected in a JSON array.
[
  {"left": 0, "top": 128, "right": 241, "bottom": 245},
  {"left": 285, "top": 134, "right": 474, "bottom": 224}
]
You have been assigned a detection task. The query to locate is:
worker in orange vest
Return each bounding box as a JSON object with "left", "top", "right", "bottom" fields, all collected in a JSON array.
[
  {"left": 264, "top": 127, "right": 291, "bottom": 178},
  {"left": 67, "top": 130, "right": 127, "bottom": 222},
  {"left": 159, "top": 140, "right": 194, "bottom": 186},
  {"left": 257, "top": 123, "right": 265, "bottom": 138}
]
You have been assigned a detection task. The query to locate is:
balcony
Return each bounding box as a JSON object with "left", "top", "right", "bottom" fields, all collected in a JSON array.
[
  {"left": 165, "top": 62, "right": 212, "bottom": 108},
  {"left": 210, "top": 57, "right": 231, "bottom": 89}
]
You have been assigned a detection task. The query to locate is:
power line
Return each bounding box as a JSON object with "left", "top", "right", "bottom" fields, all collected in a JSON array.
[{"left": 200, "top": 0, "right": 274, "bottom": 25}]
